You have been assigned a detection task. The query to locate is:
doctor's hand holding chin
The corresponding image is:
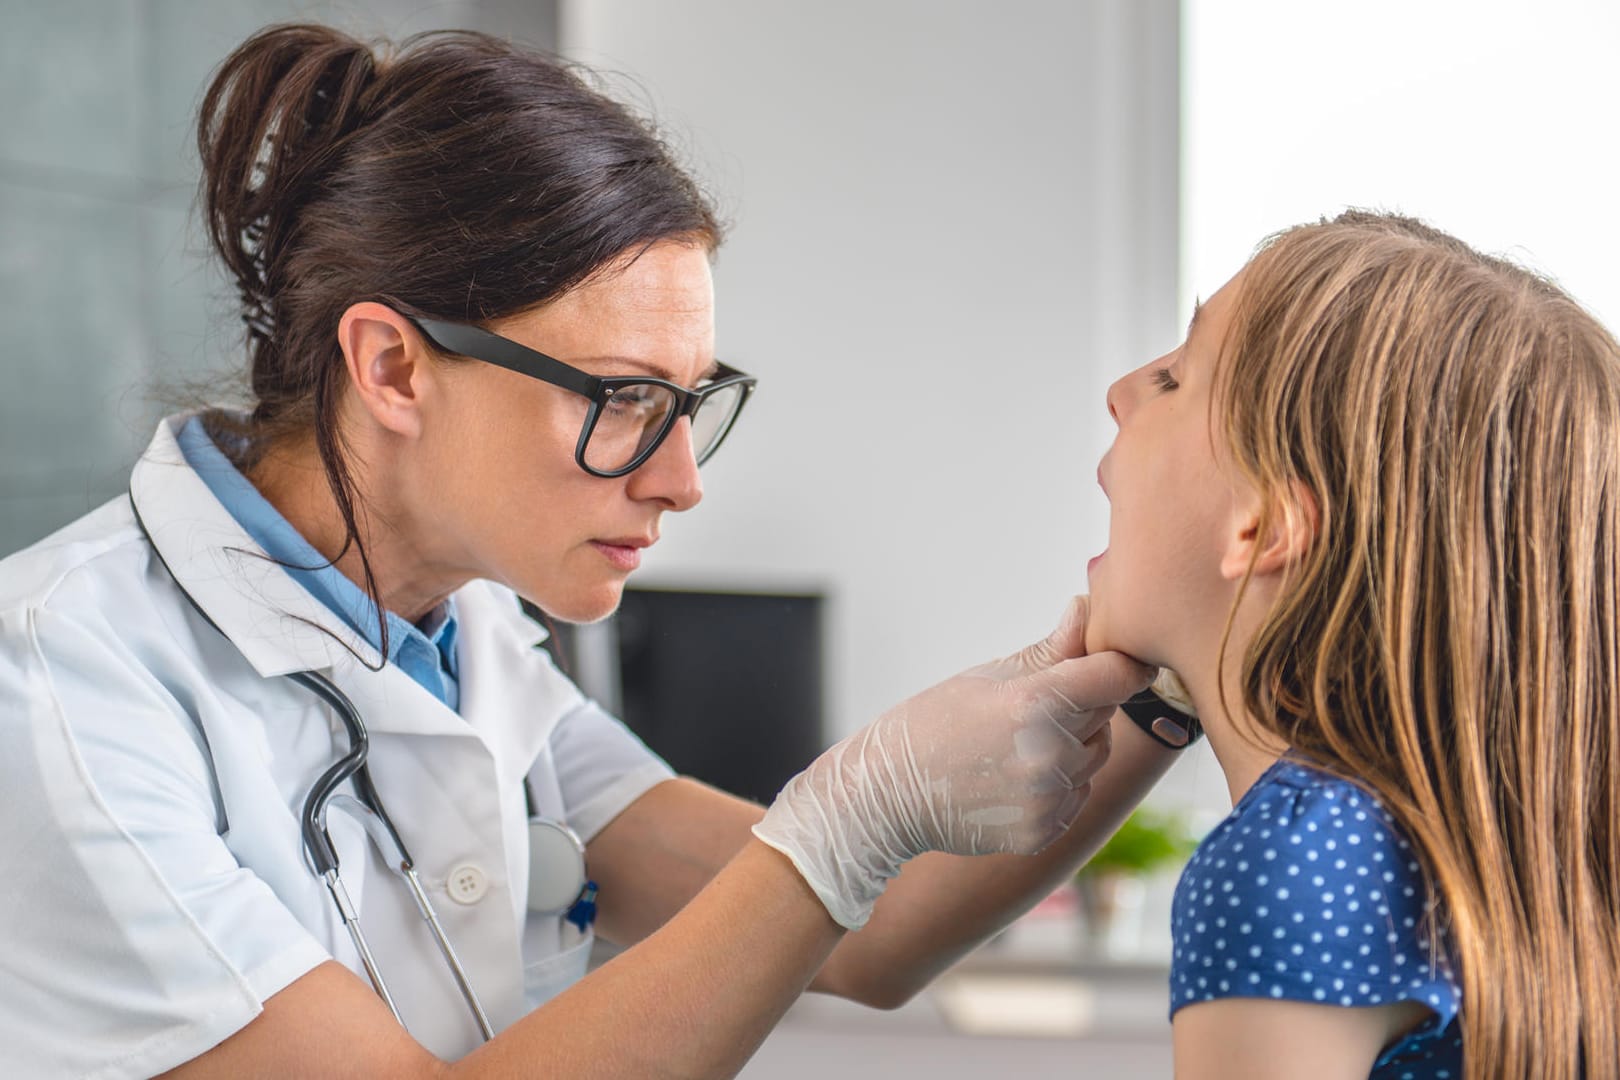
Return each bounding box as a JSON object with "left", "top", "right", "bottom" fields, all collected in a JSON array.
[{"left": 0, "top": 24, "right": 1186, "bottom": 1080}]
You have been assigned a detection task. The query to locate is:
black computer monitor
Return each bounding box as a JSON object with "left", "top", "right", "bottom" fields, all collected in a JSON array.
[{"left": 538, "top": 586, "right": 826, "bottom": 806}]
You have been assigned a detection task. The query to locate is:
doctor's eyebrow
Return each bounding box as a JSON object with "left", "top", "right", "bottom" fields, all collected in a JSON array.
[{"left": 578, "top": 356, "right": 722, "bottom": 385}]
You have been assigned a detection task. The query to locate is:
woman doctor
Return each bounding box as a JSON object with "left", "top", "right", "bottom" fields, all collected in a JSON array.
[{"left": 0, "top": 24, "right": 1186, "bottom": 1079}]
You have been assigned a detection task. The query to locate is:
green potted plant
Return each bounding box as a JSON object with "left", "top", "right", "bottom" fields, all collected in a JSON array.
[{"left": 1075, "top": 806, "right": 1200, "bottom": 957}]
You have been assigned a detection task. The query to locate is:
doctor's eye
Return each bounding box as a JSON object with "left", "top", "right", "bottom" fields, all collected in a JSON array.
[
  {"left": 602, "top": 384, "right": 673, "bottom": 420},
  {"left": 1150, "top": 367, "right": 1179, "bottom": 392}
]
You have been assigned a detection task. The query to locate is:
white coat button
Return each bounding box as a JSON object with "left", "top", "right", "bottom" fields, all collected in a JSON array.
[{"left": 447, "top": 863, "right": 488, "bottom": 904}]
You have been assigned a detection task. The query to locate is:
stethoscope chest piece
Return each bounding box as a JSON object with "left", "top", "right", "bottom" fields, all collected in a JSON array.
[{"left": 527, "top": 817, "right": 589, "bottom": 915}]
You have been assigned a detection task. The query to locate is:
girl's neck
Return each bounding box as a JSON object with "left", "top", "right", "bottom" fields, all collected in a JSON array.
[
  {"left": 1177, "top": 600, "right": 1290, "bottom": 807},
  {"left": 1201, "top": 708, "right": 1287, "bottom": 806}
]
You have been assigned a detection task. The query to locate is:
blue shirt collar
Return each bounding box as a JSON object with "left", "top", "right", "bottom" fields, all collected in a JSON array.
[{"left": 175, "top": 414, "right": 460, "bottom": 711}]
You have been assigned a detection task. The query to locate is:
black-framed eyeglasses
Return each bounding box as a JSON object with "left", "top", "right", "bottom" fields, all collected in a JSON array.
[{"left": 409, "top": 316, "right": 757, "bottom": 478}]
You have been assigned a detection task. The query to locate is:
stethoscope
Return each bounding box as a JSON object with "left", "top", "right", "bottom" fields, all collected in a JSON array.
[
  {"left": 291, "top": 668, "right": 594, "bottom": 1040},
  {"left": 132, "top": 497, "right": 594, "bottom": 1042}
]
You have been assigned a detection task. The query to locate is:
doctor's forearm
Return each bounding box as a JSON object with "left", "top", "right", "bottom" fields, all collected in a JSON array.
[
  {"left": 156, "top": 837, "right": 846, "bottom": 1080},
  {"left": 812, "top": 713, "right": 1180, "bottom": 1007},
  {"left": 451, "top": 839, "right": 844, "bottom": 1079}
]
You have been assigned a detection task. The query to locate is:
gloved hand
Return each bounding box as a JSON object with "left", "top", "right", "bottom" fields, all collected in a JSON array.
[{"left": 753, "top": 596, "right": 1152, "bottom": 929}]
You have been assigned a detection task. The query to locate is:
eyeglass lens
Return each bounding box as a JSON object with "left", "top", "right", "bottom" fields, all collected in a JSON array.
[{"left": 583, "top": 381, "right": 746, "bottom": 473}]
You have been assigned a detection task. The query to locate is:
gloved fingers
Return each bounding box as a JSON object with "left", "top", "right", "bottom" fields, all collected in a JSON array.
[
  {"left": 1081, "top": 712, "right": 1113, "bottom": 752},
  {"left": 1056, "top": 780, "right": 1091, "bottom": 831},
  {"left": 965, "top": 596, "right": 1094, "bottom": 682},
  {"left": 1006, "top": 594, "right": 1092, "bottom": 674},
  {"left": 1012, "top": 707, "right": 1111, "bottom": 795},
  {"left": 1037, "top": 593, "right": 1092, "bottom": 664},
  {"left": 1013, "top": 781, "right": 1093, "bottom": 854},
  {"left": 1024, "top": 651, "right": 1153, "bottom": 732},
  {"left": 1017, "top": 690, "right": 1119, "bottom": 748},
  {"left": 1060, "top": 717, "right": 1112, "bottom": 789},
  {"left": 1031, "top": 713, "right": 1111, "bottom": 789},
  {"left": 1015, "top": 720, "right": 1084, "bottom": 794}
]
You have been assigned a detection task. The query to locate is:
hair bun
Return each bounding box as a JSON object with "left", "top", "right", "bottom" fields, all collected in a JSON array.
[{"left": 197, "top": 24, "right": 379, "bottom": 349}]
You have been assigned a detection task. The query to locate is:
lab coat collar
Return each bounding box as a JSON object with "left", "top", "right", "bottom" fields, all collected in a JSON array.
[
  {"left": 131, "top": 414, "right": 381, "bottom": 679},
  {"left": 453, "top": 579, "right": 565, "bottom": 771},
  {"left": 131, "top": 415, "right": 559, "bottom": 749}
]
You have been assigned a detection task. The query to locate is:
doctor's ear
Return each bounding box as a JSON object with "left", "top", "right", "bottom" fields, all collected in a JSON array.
[
  {"left": 336, "top": 303, "right": 436, "bottom": 439},
  {"left": 1220, "top": 481, "right": 1319, "bottom": 581}
]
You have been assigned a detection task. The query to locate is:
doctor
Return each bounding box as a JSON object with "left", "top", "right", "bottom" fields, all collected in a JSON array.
[{"left": 0, "top": 23, "right": 1186, "bottom": 1080}]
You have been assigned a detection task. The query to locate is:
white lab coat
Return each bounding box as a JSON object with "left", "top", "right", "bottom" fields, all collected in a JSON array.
[{"left": 0, "top": 416, "right": 674, "bottom": 1077}]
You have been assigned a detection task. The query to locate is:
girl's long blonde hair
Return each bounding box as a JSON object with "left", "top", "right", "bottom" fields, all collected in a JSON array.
[{"left": 1216, "top": 210, "right": 1619, "bottom": 1078}]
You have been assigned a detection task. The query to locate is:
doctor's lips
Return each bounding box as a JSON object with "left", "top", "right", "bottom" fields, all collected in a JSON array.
[{"left": 590, "top": 535, "right": 653, "bottom": 571}]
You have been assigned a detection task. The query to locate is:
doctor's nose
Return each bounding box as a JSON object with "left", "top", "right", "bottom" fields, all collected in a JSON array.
[{"left": 627, "top": 416, "right": 704, "bottom": 511}]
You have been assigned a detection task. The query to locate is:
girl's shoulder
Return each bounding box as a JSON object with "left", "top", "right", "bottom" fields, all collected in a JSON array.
[
  {"left": 1231, "top": 757, "right": 1409, "bottom": 847},
  {"left": 1183, "top": 757, "right": 1428, "bottom": 919},
  {"left": 1169, "top": 756, "right": 1463, "bottom": 1072}
]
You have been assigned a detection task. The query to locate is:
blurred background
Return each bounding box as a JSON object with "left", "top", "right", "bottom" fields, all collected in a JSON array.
[{"left": 2, "top": 1, "right": 1616, "bottom": 1074}]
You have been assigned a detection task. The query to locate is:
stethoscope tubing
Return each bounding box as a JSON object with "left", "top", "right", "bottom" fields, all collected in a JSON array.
[
  {"left": 130, "top": 495, "right": 496, "bottom": 1042},
  {"left": 291, "top": 669, "right": 390, "bottom": 877},
  {"left": 292, "top": 668, "right": 496, "bottom": 1041}
]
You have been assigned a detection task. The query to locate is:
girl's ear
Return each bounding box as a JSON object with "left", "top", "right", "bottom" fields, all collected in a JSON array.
[{"left": 1220, "top": 482, "right": 1319, "bottom": 581}]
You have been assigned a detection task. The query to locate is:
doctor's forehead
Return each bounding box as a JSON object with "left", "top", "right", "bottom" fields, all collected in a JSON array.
[
  {"left": 500, "top": 245, "right": 716, "bottom": 377},
  {"left": 551, "top": 243, "right": 714, "bottom": 318}
]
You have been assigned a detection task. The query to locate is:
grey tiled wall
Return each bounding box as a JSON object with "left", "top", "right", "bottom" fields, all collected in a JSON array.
[{"left": 0, "top": 0, "right": 557, "bottom": 557}]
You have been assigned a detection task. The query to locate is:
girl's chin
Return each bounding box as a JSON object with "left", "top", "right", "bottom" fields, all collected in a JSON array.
[
  {"left": 1083, "top": 604, "right": 1158, "bottom": 667},
  {"left": 1082, "top": 605, "right": 1112, "bottom": 656}
]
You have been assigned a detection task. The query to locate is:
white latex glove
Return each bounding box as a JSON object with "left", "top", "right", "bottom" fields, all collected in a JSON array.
[{"left": 753, "top": 596, "right": 1153, "bottom": 929}]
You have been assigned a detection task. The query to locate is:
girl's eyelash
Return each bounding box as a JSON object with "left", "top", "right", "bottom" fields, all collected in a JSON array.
[{"left": 1151, "top": 367, "right": 1179, "bottom": 391}]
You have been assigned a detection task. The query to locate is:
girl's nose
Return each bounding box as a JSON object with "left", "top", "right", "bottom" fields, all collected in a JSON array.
[{"left": 1105, "top": 374, "right": 1127, "bottom": 425}]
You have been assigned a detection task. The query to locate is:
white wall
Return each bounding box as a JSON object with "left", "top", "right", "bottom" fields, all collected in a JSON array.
[
  {"left": 1184, "top": 0, "right": 1620, "bottom": 328},
  {"left": 560, "top": 1, "right": 1187, "bottom": 756}
]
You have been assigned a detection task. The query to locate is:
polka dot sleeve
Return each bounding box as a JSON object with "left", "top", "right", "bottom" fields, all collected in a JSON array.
[{"left": 1169, "top": 759, "right": 1462, "bottom": 1071}]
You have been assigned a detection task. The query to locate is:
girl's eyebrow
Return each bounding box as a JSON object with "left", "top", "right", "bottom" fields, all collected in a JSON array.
[{"left": 1186, "top": 296, "right": 1204, "bottom": 340}]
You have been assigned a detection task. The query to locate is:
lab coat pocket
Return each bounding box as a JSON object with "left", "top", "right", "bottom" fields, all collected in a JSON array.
[{"left": 523, "top": 921, "right": 593, "bottom": 1009}]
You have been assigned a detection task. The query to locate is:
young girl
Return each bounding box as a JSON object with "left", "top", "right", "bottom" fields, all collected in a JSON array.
[{"left": 1087, "top": 210, "right": 1619, "bottom": 1079}]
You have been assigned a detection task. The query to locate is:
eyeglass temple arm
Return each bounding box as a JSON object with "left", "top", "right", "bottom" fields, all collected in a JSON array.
[{"left": 412, "top": 317, "right": 600, "bottom": 398}]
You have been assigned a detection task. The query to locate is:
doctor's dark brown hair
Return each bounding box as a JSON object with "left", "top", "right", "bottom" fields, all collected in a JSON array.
[{"left": 195, "top": 22, "right": 721, "bottom": 654}]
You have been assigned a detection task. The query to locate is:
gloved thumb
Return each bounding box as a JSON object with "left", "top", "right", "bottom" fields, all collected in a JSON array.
[
  {"left": 1006, "top": 595, "right": 1093, "bottom": 674},
  {"left": 1040, "top": 594, "right": 1091, "bottom": 662},
  {"left": 1020, "top": 649, "right": 1154, "bottom": 728}
]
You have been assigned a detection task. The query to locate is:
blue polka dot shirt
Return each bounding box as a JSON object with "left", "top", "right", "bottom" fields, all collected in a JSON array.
[{"left": 1170, "top": 758, "right": 1464, "bottom": 1077}]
